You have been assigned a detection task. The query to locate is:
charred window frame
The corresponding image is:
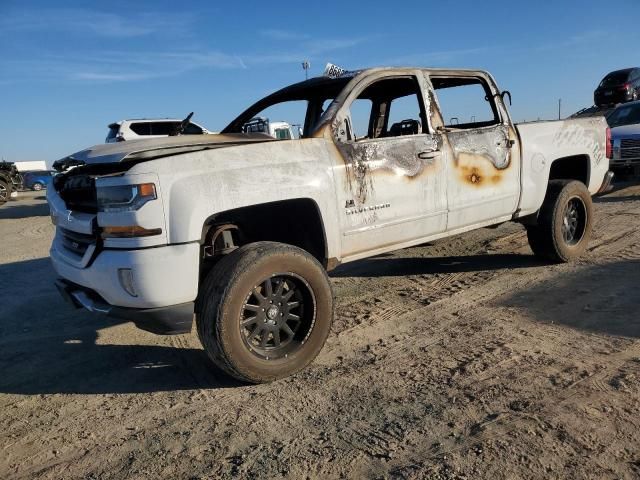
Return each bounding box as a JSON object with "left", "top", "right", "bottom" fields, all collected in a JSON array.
[
  {"left": 429, "top": 76, "right": 502, "bottom": 130},
  {"left": 221, "top": 76, "right": 352, "bottom": 137},
  {"left": 338, "top": 75, "right": 430, "bottom": 141}
]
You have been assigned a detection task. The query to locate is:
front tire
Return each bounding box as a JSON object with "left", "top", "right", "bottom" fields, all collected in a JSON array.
[
  {"left": 196, "top": 241, "right": 333, "bottom": 383},
  {"left": 526, "top": 180, "right": 593, "bottom": 262}
]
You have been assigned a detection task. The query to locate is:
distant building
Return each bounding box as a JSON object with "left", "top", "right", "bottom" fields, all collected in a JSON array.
[{"left": 12, "top": 160, "right": 49, "bottom": 171}]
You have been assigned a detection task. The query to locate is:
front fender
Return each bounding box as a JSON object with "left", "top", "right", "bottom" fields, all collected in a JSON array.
[{"left": 129, "top": 138, "right": 341, "bottom": 259}]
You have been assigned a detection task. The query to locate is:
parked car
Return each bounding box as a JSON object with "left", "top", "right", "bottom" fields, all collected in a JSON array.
[
  {"left": 242, "top": 117, "right": 298, "bottom": 139},
  {"left": 594, "top": 68, "right": 640, "bottom": 107},
  {"left": 106, "top": 118, "right": 212, "bottom": 143},
  {"left": 606, "top": 100, "right": 640, "bottom": 173},
  {"left": 0, "top": 161, "right": 23, "bottom": 206},
  {"left": 50, "top": 67, "right": 612, "bottom": 383},
  {"left": 23, "top": 170, "right": 55, "bottom": 191}
]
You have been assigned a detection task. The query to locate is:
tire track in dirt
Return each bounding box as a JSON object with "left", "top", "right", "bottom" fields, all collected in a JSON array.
[{"left": 4, "top": 186, "right": 640, "bottom": 480}]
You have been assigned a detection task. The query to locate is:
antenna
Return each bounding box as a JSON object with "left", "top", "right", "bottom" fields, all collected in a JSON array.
[{"left": 302, "top": 60, "right": 310, "bottom": 80}]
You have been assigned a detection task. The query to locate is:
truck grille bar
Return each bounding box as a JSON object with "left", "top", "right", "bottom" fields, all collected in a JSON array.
[{"left": 620, "top": 139, "right": 640, "bottom": 160}]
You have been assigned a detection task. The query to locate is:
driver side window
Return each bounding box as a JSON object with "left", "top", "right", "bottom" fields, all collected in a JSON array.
[{"left": 341, "top": 76, "right": 428, "bottom": 142}]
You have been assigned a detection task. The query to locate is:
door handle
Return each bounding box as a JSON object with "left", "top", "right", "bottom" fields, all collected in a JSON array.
[
  {"left": 497, "top": 140, "right": 516, "bottom": 148},
  {"left": 418, "top": 151, "right": 440, "bottom": 160}
]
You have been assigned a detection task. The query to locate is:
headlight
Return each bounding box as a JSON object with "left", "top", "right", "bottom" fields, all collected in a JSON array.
[{"left": 96, "top": 183, "right": 156, "bottom": 213}]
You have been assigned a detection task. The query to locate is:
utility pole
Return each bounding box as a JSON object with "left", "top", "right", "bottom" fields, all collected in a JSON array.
[
  {"left": 558, "top": 99, "right": 562, "bottom": 120},
  {"left": 302, "top": 60, "right": 310, "bottom": 80}
]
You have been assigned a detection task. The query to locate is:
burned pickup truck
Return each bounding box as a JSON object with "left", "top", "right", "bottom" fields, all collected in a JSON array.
[{"left": 48, "top": 67, "right": 612, "bottom": 383}]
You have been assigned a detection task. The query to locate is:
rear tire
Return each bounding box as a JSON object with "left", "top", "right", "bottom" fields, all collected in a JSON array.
[
  {"left": 526, "top": 180, "right": 593, "bottom": 262},
  {"left": 196, "top": 241, "right": 333, "bottom": 383},
  {"left": 0, "top": 180, "right": 9, "bottom": 206}
]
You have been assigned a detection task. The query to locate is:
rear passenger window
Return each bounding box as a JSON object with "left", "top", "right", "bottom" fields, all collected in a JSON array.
[
  {"left": 431, "top": 77, "right": 500, "bottom": 129},
  {"left": 151, "top": 122, "right": 177, "bottom": 135},
  {"left": 130, "top": 123, "right": 151, "bottom": 135}
]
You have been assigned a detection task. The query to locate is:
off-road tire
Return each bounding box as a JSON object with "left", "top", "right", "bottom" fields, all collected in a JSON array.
[
  {"left": 526, "top": 180, "right": 593, "bottom": 262},
  {"left": 196, "top": 241, "right": 333, "bottom": 383},
  {"left": 0, "top": 180, "right": 9, "bottom": 206}
]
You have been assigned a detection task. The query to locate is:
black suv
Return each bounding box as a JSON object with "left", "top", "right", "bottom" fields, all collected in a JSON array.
[{"left": 594, "top": 68, "right": 640, "bottom": 107}]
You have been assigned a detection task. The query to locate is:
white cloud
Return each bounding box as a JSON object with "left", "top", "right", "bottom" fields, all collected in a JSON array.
[{"left": 0, "top": 8, "right": 193, "bottom": 38}]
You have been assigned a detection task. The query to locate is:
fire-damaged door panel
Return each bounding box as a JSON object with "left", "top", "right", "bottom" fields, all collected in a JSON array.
[
  {"left": 329, "top": 72, "right": 448, "bottom": 258},
  {"left": 427, "top": 74, "right": 521, "bottom": 229}
]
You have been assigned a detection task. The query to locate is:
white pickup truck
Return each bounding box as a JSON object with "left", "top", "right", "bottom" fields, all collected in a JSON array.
[{"left": 49, "top": 68, "right": 613, "bottom": 383}]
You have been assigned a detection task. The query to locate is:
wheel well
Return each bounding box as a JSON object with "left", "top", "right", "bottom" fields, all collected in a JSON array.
[
  {"left": 201, "top": 198, "right": 327, "bottom": 265},
  {"left": 548, "top": 155, "right": 590, "bottom": 186}
]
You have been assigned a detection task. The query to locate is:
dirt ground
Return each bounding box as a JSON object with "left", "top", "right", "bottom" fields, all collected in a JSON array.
[{"left": 1, "top": 185, "right": 640, "bottom": 480}]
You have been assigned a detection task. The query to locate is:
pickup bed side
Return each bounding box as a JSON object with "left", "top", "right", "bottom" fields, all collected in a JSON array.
[{"left": 516, "top": 117, "right": 609, "bottom": 217}]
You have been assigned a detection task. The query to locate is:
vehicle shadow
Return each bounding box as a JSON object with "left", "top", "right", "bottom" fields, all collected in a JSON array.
[
  {"left": 0, "top": 201, "right": 50, "bottom": 219},
  {"left": 497, "top": 259, "right": 640, "bottom": 338},
  {"left": 594, "top": 195, "right": 640, "bottom": 204},
  {"left": 331, "top": 253, "right": 542, "bottom": 279},
  {"left": 0, "top": 257, "right": 240, "bottom": 395}
]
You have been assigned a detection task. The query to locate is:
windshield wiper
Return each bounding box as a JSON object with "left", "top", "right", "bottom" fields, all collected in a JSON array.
[{"left": 170, "top": 112, "right": 194, "bottom": 136}]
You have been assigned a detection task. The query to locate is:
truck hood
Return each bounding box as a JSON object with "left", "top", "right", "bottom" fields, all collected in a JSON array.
[
  {"left": 611, "top": 124, "right": 640, "bottom": 140},
  {"left": 54, "top": 133, "right": 274, "bottom": 169}
]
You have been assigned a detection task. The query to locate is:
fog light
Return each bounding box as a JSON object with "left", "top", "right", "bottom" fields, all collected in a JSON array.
[{"left": 118, "top": 268, "right": 137, "bottom": 297}]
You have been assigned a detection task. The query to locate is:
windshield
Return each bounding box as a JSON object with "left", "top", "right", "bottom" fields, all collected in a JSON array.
[
  {"left": 222, "top": 76, "right": 352, "bottom": 137},
  {"left": 608, "top": 104, "right": 640, "bottom": 128},
  {"left": 600, "top": 71, "right": 631, "bottom": 87}
]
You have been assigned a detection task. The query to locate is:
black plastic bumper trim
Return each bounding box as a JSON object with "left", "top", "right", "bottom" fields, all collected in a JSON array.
[{"left": 54, "top": 278, "right": 194, "bottom": 335}]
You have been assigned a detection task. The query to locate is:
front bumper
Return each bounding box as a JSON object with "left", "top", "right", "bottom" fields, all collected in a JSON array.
[
  {"left": 51, "top": 240, "right": 200, "bottom": 308},
  {"left": 55, "top": 279, "right": 194, "bottom": 334}
]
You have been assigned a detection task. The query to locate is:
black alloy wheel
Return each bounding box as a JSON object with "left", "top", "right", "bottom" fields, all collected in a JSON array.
[
  {"left": 240, "top": 273, "right": 315, "bottom": 360},
  {"left": 561, "top": 197, "right": 587, "bottom": 246}
]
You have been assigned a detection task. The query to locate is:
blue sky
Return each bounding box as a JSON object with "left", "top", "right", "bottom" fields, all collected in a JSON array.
[{"left": 0, "top": 0, "right": 638, "bottom": 162}]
